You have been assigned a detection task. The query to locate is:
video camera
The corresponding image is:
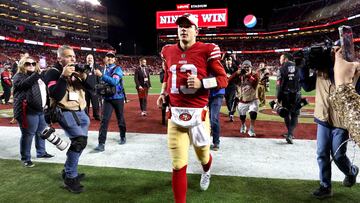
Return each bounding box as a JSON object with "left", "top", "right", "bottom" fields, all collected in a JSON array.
[
  {"left": 269, "top": 98, "right": 309, "bottom": 118},
  {"left": 293, "top": 39, "right": 335, "bottom": 71}
]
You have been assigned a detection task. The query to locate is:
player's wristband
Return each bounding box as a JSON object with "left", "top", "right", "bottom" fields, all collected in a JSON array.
[{"left": 202, "top": 77, "right": 218, "bottom": 89}]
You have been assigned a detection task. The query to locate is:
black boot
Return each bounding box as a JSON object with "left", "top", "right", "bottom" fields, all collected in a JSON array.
[
  {"left": 61, "top": 169, "right": 85, "bottom": 181},
  {"left": 63, "top": 177, "right": 84, "bottom": 193}
]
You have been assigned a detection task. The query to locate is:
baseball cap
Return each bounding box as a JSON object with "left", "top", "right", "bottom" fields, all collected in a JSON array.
[
  {"left": 105, "top": 52, "right": 116, "bottom": 57},
  {"left": 242, "top": 60, "right": 252, "bottom": 67},
  {"left": 175, "top": 13, "right": 198, "bottom": 28}
]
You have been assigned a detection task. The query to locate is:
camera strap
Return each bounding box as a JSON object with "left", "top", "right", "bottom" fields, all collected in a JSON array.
[{"left": 71, "top": 111, "right": 81, "bottom": 126}]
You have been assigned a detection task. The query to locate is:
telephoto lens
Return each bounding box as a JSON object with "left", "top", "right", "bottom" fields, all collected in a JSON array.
[{"left": 40, "top": 127, "right": 69, "bottom": 151}]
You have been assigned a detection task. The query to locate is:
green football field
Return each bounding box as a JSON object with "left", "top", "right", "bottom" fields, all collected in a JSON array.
[{"left": 1, "top": 159, "right": 359, "bottom": 203}]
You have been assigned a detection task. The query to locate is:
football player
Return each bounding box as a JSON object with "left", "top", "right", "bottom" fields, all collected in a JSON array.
[{"left": 157, "top": 13, "right": 228, "bottom": 203}]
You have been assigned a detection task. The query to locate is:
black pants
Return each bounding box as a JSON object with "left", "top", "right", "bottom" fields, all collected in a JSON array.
[
  {"left": 281, "top": 92, "right": 300, "bottom": 136},
  {"left": 284, "top": 112, "right": 298, "bottom": 135},
  {"left": 0, "top": 84, "right": 11, "bottom": 103},
  {"left": 85, "top": 90, "right": 100, "bottom": 118},
  {"left": 225, "top": 86, "right": 236, "bottom": 116},
  {"left": 98, "top": 99, "right": 126, "bottom": 144}
]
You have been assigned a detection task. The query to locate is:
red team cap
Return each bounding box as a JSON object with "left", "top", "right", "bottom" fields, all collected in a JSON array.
[{"left": 175, "top": 13, "right": 199, "bottom": 28}]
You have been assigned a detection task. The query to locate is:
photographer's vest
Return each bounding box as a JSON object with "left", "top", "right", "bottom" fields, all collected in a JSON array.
[
  {"left": 314, "top": 71, "right": 344, "bottom": 129},
  {"left": 50, "top": 81, "right": 86, "bottom": 111}
]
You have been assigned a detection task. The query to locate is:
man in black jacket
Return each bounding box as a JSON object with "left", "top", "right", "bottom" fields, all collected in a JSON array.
[
  {"left": 84, "top": 54, "right": 101, "bottom": 120},
  {"left": 222, "top": 55, "right": 238, "bottom": 121},
  {"left": 134, "top": 57, "right": 151, "bottom": 116},
  {"left": 276, "top": 53, "right": 301, "bottom": 144}
]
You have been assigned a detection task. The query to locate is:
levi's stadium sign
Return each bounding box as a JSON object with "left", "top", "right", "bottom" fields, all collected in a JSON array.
[{"left": 156, "top": 8, "right": 228, "bottom": 29}]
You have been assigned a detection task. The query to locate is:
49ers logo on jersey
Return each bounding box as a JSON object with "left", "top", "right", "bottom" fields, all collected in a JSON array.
[{"left": 179, "top": 113, "right": 192, "bottom": 121}]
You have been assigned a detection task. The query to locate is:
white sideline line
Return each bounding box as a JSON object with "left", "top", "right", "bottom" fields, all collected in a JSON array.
[{"left": 1, "top": 126, "right": 359, "bottom": 181}]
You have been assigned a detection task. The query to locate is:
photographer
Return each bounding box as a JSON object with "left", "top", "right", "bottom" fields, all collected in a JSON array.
[
  {"left": 94, "top": 52, "right": 126, "bottom": 152},
  {"left": 222, "top": 54, "right": 238, "bottom": 121},
  {"left": 276, "top": 53, "right": 301, "bottom": 144},
  {"left": 44, "top": 45, "right": 90, "bottom": 193},
  {"left": 299, "top": 46, "right": 359, "bottom": 199},
  {"left": 13, "top": 56, "right": 53, "bottom": 168},
  {"left": 229, "top": 60, "right": 259, "bottom": 137},
  {"left": 84, "top": 54, "right": 101, "bottom": 121},
  {"left": 257, "top": 62, "right": 270, "bottom": 107},
  {"left": 0, "top": 66, "right": 12, "bottom": 104}
]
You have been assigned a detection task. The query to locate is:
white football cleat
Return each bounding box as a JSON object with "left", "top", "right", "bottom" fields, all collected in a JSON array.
[
  {"left": 200, "top": 170, "right": 211, "bottom": 191},
  {"left": 240, "top": 125, "right": 247, "bottom": 134},
  {"left": 248, "top": 127, "right": 256, "bottom": 137}
]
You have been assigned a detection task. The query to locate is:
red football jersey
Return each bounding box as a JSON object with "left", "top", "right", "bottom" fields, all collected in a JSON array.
[{"left": 161, "top": 42, "right": 226, "bottom": 108}]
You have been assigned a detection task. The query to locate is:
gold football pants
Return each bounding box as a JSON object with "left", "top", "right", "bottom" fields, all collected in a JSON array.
[{"left": 167, "top": 112, "right": 211, "bottom": 170}]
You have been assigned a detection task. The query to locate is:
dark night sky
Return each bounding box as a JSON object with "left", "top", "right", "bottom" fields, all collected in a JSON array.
[{"left": 101, "top": 0, "right": 318, "bottom": 55}]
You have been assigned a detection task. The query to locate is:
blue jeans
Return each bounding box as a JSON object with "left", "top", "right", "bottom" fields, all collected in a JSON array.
[
  {"left": 316, "top": 124, "right": 357, "bottom": 188},
  {"left": 209, "top": 95, "right": 223, "bottom": 145},
  {"left": 58, "top": 110, "right": 90, "bottom": 178},
  {"left": 18, "top": 112, "right": 47, "bottom": 161}
]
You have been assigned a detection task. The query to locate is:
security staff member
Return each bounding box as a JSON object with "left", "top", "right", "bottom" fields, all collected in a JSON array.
[
  {"left": 44, "top": 45, "right": 90, "bottom": 193},
  {"left": 276, "top": 53, "right": 301, "bottom": 144},
  {"left": 222, "top": 55, "right": 238, "bottom": 121},
  {"left": 84, "top": 54, "right": 101, "bottom": 120}
]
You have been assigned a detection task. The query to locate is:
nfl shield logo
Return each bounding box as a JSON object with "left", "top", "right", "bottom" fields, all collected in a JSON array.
[{"left": 181, "top": 54, "right": 186, "bottom": 58}]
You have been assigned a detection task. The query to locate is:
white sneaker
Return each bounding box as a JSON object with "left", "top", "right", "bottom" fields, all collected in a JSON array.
[
  {"left": 240, "top": 125, "right": 247, "bottom": 134},
  {"left": 200, "top": 170, "right": 211, "bottom": 191},
  {"left": 248, "top": 127, "right": 256, "bottom": 137}
]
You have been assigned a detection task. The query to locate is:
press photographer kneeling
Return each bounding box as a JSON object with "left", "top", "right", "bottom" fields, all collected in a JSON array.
[{"left": 44, "top": 45, "right": 90, "bottom": 194}]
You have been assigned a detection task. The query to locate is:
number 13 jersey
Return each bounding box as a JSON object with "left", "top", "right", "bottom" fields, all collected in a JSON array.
[{"left": 161, "top": 42, "right": 227, "bottom": 108}]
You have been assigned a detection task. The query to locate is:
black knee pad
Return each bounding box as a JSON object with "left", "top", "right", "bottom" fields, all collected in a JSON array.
[
  {"left": 240, "top": 115, "right": 246, "bottom": 122},
  {"left": 69, "top": 136, "right": 88, "bottom": 152},
  {"left": 249, "top": 111, "right": 257, "bottom": 120}
]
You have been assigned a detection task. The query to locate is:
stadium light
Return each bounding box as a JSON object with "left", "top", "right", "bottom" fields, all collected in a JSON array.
[{"left": 79, "top": 0, "right": 101, "bottom": 6}]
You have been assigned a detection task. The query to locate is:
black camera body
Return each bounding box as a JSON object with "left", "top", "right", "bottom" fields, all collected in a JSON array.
[
  {"left": 269, "top": 98, "right": 308, "bottom": 118},
  {"left": 44, "top": 106, "right": 63, "bottom": 124},
  {"left": 95, "top": 83, "right": 116, "bottom": 97},
  {"left": 74, "top": 64, "right": 86, "bottom": 73},
  {"left": 240, "top": 68, "right": 247, "bottom": 75},
  {"left": 269, "top": 100, "right": 289, "bottom": 118}
]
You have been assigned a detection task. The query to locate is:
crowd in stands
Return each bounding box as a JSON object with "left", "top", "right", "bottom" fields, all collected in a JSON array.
[
  {"left": 0, "top": 22, "right": 113, "bottom": 50},
  {"left": 270, "top": 0, "right": 360, "bottom": 30}
]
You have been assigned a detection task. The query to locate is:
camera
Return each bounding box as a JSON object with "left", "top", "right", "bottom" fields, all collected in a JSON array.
[
  {"left": 293, "top": 39, "right": 342, "bottom": 72},
  {"left": 74, "top": 64, "right": 86, "bottom": 72},
  {"left": 95, "top": 83, "right": 117, "bottom": 97},
  {"left": 240, "top": 68, "right": 247, "bottom": 75},
  {"left": 269, "top": 100, "right": 289, "bottom": 118},
  {"left": 44, "top": 106, "right": 62, "bottom": 124},
  {"left": 295, "top": 98, "right": 309, "bottom": 110},
  {"left": 40, "top": 127, "right": 69, "bottom": 151},
  {"left": 269, "top": 98, "right": 309, "bottom": 118},
  {"left": 69, "top": 64, "right": 86, "bottom": 73}
]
